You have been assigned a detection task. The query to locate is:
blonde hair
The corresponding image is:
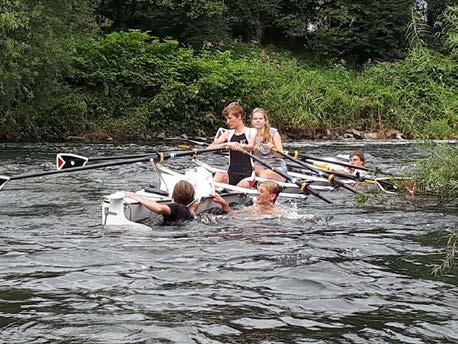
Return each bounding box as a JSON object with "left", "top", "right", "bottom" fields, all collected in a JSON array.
[
  {"left": 172, "top": 180, "right": 195, "bottom": 205},
  {"left": 259, "top": 181, "right": 281, "bottom": 202},
  {"left": 222, "top": 102, "right": 244, "bottom": 119},
  {"left": 251, "top": 108, "right": 272, "bottom": 143}
]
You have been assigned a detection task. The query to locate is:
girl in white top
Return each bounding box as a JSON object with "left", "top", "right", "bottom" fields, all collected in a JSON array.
[{"left": 251, "top": 108, "right": 287, "bottom": 181}]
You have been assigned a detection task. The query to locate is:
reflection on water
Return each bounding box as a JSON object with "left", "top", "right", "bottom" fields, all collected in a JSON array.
[{"left": 0, "top": 141, "right": 457, "bottom": 343}]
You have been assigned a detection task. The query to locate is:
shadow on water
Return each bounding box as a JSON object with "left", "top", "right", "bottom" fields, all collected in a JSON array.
[{"left": 0, "top": 141, "right": 457, "bottom": 343}]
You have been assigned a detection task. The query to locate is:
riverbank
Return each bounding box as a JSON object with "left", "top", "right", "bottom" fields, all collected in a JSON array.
[
  {"left": 1, "top": 33, "right": 456, "bottom": 142},
  {"left": 58, "top": 127, "right": 409, "bottom": 144}
]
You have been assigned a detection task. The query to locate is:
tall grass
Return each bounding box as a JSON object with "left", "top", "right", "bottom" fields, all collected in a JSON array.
[{"left": 412, "top": 143, "right": 458, "bottom": 205}]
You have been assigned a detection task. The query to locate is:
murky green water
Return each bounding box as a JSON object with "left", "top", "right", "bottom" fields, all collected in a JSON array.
[{"left": 0, "top": 141, "right": 456, "bottom": 343}]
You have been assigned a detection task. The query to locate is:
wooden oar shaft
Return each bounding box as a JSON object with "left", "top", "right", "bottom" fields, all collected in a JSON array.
[{"left": 241, "top": 150, "right": 332, "bottom": 204}]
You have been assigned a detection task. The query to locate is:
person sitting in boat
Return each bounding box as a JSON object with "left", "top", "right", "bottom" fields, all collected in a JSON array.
[
  {"left": 126, "top": 180, "right": 198, "bottom": 225},
  {"left": 211, "top": 181, "right": 280, "bottom": 216},
  {"left": 251, "top": 107, "right": 287, "bottom": 182},
  {"left": 208, "top": 102, "right": 256, "bottom": 187}
]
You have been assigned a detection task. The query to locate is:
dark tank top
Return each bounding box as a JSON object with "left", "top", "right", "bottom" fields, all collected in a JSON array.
[{"left": 228, "top": 131, "right": 252, "bottom": 175}]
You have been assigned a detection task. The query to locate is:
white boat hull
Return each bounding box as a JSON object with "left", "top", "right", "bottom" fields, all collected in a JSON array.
[
  {"left": 102, "top": 165, "right": 248, "bottom": 229},
  {"left": 102, "top": 189, "right": 244, "bottom": 229}
]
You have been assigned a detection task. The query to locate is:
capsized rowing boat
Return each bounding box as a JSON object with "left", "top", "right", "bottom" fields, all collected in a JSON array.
[
  {"left": 101, "top": 161, "right": 318, "bottom": 229},
  {"left": 102, "top": 166, "right": 246, "bottom": 229}
]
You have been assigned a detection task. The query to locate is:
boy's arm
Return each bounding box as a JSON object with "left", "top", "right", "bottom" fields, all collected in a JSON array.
[
  {"left": 208, "top": 130, "right": 229, "bottom": 149},
  {"left": 126, "top": 192, "right": 171, "bottom": 216}
]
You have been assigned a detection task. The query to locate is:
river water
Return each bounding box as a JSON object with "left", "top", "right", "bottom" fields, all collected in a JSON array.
[{"left": 0, "top": 141, "right": 456, "bottom": 343}]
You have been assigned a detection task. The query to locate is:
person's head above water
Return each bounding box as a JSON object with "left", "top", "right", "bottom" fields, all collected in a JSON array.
[
  {"left": 349, "top": 151, "right": 365, "bottom": 167},
  {"left": 256, "top": 181, "right": 280, "bottom": 206},
  {"left": 172, "top": 180, "right": 195, "bottom": 206}
]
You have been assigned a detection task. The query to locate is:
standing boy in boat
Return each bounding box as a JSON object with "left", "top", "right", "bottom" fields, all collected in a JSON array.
[
  {"left": 211, "top": 181, "right": 280, "bottom": 215},
  {"left": 208, "top": 102, "right": 256, "bottom": 187},
  {"left": 126, "top": 180, "right": 198, "bottom": 225}
]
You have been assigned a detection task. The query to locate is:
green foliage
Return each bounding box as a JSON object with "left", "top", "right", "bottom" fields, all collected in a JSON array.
[
  {"left": 441, "top": 6, "right": 458, "bottom": 59},
  {"left": 225, "top": 0, "right": 282, "bottom": 42},
  {"left": 95, "top": 0, "right": 422, "bottom": 64},
  {"left": 431, "top": 230, "right": 457, "bottom": 277},
  {"left": 69, "top": 32, "right": 266, "bottom": 136},
  {"left": 413, "top": 143, "right": 458, "bottom": 205},
  {"left": 97, "top": 0, "right": 229, "bottom": 49},
  {"left": 309, "top": 0, "right": 415, "bottom": 64},
  {"left": 364, "top": 46, "right": 457, "bottom": 138},
  {"left": 0, "top": 0, "right": 96, "bottom": 141},
  {"left": 1, "top": 3, "right": 457, "bottom": 141}
]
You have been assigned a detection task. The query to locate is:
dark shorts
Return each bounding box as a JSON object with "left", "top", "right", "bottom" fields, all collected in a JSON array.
[{"left": 228, "top": 171, "right": 254, "bottom": 186}]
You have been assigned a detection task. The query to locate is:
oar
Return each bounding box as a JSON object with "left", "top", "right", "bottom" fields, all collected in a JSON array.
[
  {"left": 238, "top": 149, "right": 333, "bottom": 204},
  {"left": 272, "top": 149, "right": 360, "bottom": 194},
  {"left": 0, "top": 147, "right": 225, "bottom": 191},
  {"left": 284, "top": 153, "right": 398, "bottom": 193},
  {"left": 289, "top": 151, "right": 393, "bottom": 176},
  {"left": 164, "top": 136, "right": 209, "bottom": 146},
  {"left": 56, "top": 146, "right": 195, "bottom": 170}
]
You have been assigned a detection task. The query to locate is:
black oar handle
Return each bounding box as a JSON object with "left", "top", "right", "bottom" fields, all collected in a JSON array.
[{"left": 240, "top": 149, "right": 333, "bottom": 204}]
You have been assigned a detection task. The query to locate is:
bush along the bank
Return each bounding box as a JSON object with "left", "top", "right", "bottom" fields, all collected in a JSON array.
[
  {"left": 412, "top": 143, "right": 458, "bottom": 205},
  {"left": 66, "top": 31, "right": 272, "bottom": 139},
  {"left": 1, "top": 3, "right": 457, "bottom": 142},
  {"left": 64, "top": 29, "right": 457, "bottom": 141}
]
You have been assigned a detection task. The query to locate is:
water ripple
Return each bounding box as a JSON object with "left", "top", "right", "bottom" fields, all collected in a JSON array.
[{"left": 0, "top": 142, "right": 456, "bottom": 343}]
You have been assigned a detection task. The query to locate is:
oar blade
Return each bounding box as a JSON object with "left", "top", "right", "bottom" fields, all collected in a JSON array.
[
  {"left": 56, "top": 154, "right": 89, "bottom": 170},
  {"left": 0, "top": 176, "right": 10, "bottom": 190}
]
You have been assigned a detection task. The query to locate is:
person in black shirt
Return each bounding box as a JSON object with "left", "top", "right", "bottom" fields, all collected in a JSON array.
[
  {"left": 126, "top": 180, "right": 197, "bottom": 224},
  {"left": 208, "top": 102, "right": 256, "bottom": 187}
]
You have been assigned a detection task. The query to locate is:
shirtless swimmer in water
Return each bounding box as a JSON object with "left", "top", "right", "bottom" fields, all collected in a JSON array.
[{"left": 211, "top": 181, "right": 280, "bottom": 216}]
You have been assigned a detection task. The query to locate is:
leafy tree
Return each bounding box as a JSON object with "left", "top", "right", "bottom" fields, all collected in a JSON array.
[
  {"left": 225, "top": 0, "right": 282, "bottom": 43},
  {"left": 97, "top": 0, "right": 229, "bottom": 49},
  {"left": 309, "top": 0, "right": 415, "bottom": 64},
  {"left": 274, "top": 0, "right": 316, "bottom": 39},
  {"left": 0, "top": 0, "right": 96, "bottom": 140},
  {"left": 425, "top": 0, "right": 456, "bottom": 30}
]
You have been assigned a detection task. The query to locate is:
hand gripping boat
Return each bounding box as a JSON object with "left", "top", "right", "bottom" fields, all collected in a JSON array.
[
  {"left": 101, "top": 160, "right": 316, "bottom": 229},
  {"left": 101, "top": 166, "right": 244, "bottom": 228}
]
